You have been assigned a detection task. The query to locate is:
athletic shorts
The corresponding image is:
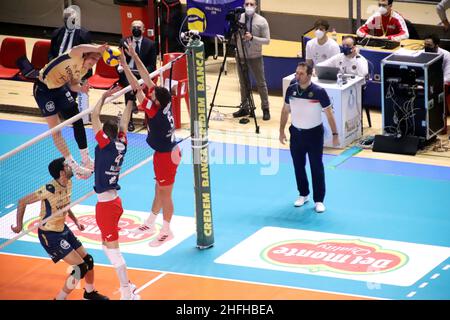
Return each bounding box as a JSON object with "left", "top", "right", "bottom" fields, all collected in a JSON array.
[
  {"left": 153, "top": 146, "right": 181, "bottom": 186},
  {"left": 38, "top": 225, "right": 82, "bottom": 263},
  {"left": 33, "top": 81, "right": 77, "bottom": 117},
  {"left": 95, "top": 196, "right": 124, "bottom": 242}
]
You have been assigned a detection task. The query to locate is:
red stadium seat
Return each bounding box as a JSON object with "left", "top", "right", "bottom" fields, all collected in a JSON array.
[
  {"left": 88, "top": 58, "right": 119, "bottom": 89},
  {"left": 163, "top": 52, "right": 190, "bottom": 129},
  {"left": 30, "top": 40, "right": 51, "bottom": 70},
  {"left": 0, "top": 37, "right": 26, "bottom": 79}
]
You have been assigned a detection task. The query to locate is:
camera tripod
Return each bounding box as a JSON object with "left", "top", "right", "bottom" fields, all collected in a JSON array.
[{"left": 207, "top": 25, "right": 260, "bottom": 134}]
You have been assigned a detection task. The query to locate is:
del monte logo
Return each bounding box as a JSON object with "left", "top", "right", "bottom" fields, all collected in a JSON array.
[
  {"left": 261, "top": 239, "right": 408, "bottom": 274},
  {"left": 23, "top": 212, "right": 159, "bottom": 245}
]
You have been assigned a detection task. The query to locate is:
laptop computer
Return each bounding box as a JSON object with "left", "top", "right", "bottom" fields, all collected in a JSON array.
[
  {"left": 315, "top": 65, "right": 340, "bottom": 81},
  {"left": 16, "top": 55, "right": 40, "bottom": 79}
]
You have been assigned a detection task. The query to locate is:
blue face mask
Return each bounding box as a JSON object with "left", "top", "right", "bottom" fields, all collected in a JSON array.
[{"left": 341, "top": 46, "right": 353, "bottom": 56}]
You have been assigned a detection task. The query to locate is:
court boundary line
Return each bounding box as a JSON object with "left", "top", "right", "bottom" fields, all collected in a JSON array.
[
  {"left": 0, "top": 251, "right": 382, "bottom": 300},
  {"left": 135, "top": 273, "right": 167, "bottom": 294}
]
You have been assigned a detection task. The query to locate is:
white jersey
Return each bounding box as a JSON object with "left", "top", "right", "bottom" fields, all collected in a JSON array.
[
  {"left": 317, "top": 53, "right": 369, "bottom": 78},
  {"left": 439, "top": 47, "right": 450, "bottom": 83},
  {"left": 420, "top": 48, "right": 450, "bottom": 82},
  {"left": 284, "top": 82, "right": 331, "bottom": 130},
  {"left": 305, "top": 37, "right": 341, "bottom": 66}
]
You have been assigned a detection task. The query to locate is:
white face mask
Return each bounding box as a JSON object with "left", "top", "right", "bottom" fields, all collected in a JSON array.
[
  {"left": 245, "top": 6, "right": 255, "bottom": 16},
  {"left": 64, "top": 14, "right": 77, "bottom": 30},
  {"left": 378, "top": 6, "right": 388, "bottom": 15},
  {"left": 315, "top": 29, "right": 325, "bottom": 40}
]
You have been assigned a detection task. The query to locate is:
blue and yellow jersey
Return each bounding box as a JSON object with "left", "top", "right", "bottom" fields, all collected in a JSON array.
[
  {"left": 35, "top": 179, "right": 72, "bottom": 232},
  {"left": 39, "top": 51, "right": 87, "bottom": 89}
]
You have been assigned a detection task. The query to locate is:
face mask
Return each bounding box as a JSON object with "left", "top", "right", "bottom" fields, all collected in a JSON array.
[
  {"left": 245, "top": 6, "right": 255, "bottom": 16},
  {"left": 132, "top": 27, "right": 142, "bottom": 38},
  {"left": 315, "top": 30, "right": 325, "bottom": 39},
  {"left": 378, "top": 6, "right": 388, "bottom": 15},
  {"left": 64, "top": 14, "right": 77, "bottom": 30},
  {"left": 341, "top": 46, "right": 353, "bottom": 56},
  {"left": 424, "top": 46, "right": 437, "bottom": 53}
]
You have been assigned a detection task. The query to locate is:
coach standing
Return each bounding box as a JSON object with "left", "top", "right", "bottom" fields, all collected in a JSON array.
[{"left": 279, "top": 63, "right": 339, "bottom": 213}]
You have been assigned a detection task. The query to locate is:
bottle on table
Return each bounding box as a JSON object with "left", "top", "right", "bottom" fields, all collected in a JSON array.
[{"left": 337, "top": 72, "right": 343, "bottom": 87}]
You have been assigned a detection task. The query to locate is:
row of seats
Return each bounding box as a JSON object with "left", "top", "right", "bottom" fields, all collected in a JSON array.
[
  {"left": 0, "top": 37, "right": 50, "bottom": 79},
  {"left": 0, "top": 37, "right": 190, "bottom": 128}
]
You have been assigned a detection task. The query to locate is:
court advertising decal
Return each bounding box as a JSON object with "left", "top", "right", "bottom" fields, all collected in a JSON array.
[
  {"left": 0, "top": 203, "right": 195, "bottom": 256},
  {"left": 215, "top": 227, "right": 450, "bottom": 286},
  {"left": 261, "top": 238, "right": 408, "bottom": 275}
]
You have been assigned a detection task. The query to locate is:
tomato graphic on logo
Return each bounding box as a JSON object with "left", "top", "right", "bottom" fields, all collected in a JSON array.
[
  {"left": 23, "top": 213, "right": 158, "bottom": 245},
  {"left": 262, "top": 239, "right": 408, "bottom": 274}
]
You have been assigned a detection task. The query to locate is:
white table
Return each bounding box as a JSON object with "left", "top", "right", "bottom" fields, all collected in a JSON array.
[{"left": 282, "top": 74, "right": 365, "bottom": 148}]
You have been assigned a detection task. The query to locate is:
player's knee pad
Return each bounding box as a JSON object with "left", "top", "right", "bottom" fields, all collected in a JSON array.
[
  {"left": 83, "top": 254, "right": 94, "bottom": 270},
  {"left": 71, "top": 262, "right": 89, "bottom": 280}
]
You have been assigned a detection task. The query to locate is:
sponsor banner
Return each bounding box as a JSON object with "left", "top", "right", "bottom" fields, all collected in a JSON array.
[
  {"left": 1, "top": 204, "right": 195, "bottom": 256},
  {"left": 215, "top": 227, "right": 450, "bottom": 286},
  {"left": 187, "top": 0, "right": 244, "bottom": 37}
]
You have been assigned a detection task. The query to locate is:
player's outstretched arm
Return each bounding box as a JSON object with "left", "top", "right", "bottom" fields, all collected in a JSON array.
[
  {"left": 11, "top": 193, "right": 40, "bottom": 234},
  {"left": 120, "top": 93, "right": 134, "bottom": 135},
  {"left": 119, "top": 50, "right": 145, "bottom": 104},
  {"left": 124, "top": 39, "right": 155, "bottom": 90},
  {"left": 92, "top": 86, "right": 122, "bottom": 135},
  {"left": 70, "top": 43, "right": 109, "bottom": 58}
]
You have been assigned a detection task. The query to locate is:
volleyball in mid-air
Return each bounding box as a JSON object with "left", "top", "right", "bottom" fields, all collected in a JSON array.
[{"left": 102, "top": 47, "right": 121, "bottom": 67}]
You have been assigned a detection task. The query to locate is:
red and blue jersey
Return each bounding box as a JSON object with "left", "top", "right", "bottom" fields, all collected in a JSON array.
[
  {"left": 284, "top": 82, "right": 331, "bottom": 129},
  {"left": 140, "top": 90, "right": 176, "bottom": 153},
  {"left": 94, "top": 130, "right": 127, "bottom": 194}
]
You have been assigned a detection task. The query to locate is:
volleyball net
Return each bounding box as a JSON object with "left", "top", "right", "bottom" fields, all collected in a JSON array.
[{"left": 0, "top": 51, "right": 207, "bottom": 250}]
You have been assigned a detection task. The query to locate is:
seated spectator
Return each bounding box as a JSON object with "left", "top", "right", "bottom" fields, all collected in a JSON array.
[
  {"left": 422, "top": 34, "right": 450, "bottom": 139},
  {"left": 305, "top": 19, "right": 340, "bottom": 67},
  {"left": 357, "top": 0, "right": 409, "bottom": 42},
  {"left": 423, "top": 34, "right": 450, "bottom": 83},
  {"left": 317, "top": 36, "right": 369, "bottom": 78}
]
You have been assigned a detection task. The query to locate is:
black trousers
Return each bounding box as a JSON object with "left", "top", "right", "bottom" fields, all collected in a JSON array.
[
  {"left": 59, "top": 96, "right": 88, "bottom": 150},
  {"left": 289, "top": 124, "right": 325, "bottom": 203},
  {"left": 33, "top": 81, "right": 87, "bottom": 150}
]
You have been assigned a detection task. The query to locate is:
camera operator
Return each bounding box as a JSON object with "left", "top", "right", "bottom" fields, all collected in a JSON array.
[{"left": 232, "top": 0, "right": 271, "bottom": 121}]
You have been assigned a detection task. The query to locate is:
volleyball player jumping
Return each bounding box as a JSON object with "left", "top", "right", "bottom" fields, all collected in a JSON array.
[
  {"left": 120, "top": 42, "right": 181, "bottom": 247},
  {"left": 91, "top": 85, "right": 139, "bottom": 300}
]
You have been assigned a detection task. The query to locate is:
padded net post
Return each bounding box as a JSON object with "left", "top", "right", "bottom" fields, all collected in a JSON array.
[{"left": 186, "top": 38, "right": 214, "bottom": 249}]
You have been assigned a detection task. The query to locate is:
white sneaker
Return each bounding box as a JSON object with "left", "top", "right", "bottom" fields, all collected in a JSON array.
[
  {"left": 315, "top": 202, "right": 326, "bottom": 213},
  {"left": 294, "top": 195, "right": 309, "bottom": 207},
  {"left": 66, "top": 159, "right": 92, "bottom": 180},
  {"left": 149, "top": 230, "right": 174, "bottom": 247},
  {"left": 129, "top": 222, "right": 156, "bottom": 235},
  {"left": 120, "top": 283, "right": 141, "bottom": 300},
  {"left": 81, "top": 156, "right": 94, "bottom": 171}
]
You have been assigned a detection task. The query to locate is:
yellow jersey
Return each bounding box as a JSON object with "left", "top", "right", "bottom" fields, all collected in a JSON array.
[
  {"left": 35, "top": 179, "right": 73, "bottom": 232},
  {"left": 39, "top": 51, "right": 88, "bottom": 89}
]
